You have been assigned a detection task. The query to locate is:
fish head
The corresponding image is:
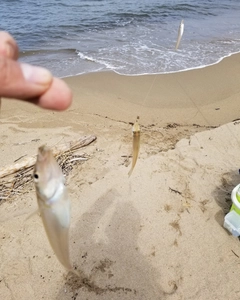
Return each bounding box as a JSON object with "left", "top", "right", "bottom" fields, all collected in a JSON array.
[
  {"left": 34, "top": 145, "right": 64, "bottom": 203},
  {"left": 132, "top": 116, "right": 140, "bottom": 133}
]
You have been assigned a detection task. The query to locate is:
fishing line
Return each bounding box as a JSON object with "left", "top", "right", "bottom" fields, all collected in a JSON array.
[
  {"left": 132, "top": 67, "right": 240, "bottom": 186},
  {"left": 77, "top": 64, "right": 240, "bottom": 167},
  {"left": 175, "top": 77, "right": 240, "bottom": 157},
  {"left": 141, "top": 74, "right": 158, "bottom": 108}
]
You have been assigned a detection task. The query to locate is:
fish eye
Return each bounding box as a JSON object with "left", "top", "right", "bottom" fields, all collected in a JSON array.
[{"left": 33, "top": 173, "right": 39, "bottom": 180}]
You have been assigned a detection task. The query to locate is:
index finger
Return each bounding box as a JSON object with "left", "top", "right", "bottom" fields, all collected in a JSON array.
[{"left": 0, "top": 31, "right": 19, "bottom": 60}]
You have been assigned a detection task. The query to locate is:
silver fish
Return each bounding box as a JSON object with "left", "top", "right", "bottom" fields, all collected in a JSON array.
[
  {"left": 128, "top": 116, "right": 140, "bottom": 177},
  {"left": 175, "top": 19, "right": 184, "bottom": 50},
  {"left": 33, "top": 145, "right": 77, "bottom": 275}
]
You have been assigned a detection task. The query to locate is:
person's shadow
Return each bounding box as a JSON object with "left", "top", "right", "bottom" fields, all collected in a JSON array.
[{"left": 56, "top": 188, "right": 175, "bottom": 299}]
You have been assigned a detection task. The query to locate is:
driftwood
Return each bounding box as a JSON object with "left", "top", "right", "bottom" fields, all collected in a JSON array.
[
  {"left": 0, "top": 135, "right": 96, "bottom": 179},
  {"left": 0, "top": 135, "right": 97, "bottom": 201}
]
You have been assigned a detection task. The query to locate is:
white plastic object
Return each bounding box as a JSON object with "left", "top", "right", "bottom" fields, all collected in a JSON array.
[{"left": 224, "top": 210, "right": 240, "bottom": 237}]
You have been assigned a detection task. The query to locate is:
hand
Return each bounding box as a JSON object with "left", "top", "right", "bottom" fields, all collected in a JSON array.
[{"left": 0, "top": 31, "right": 72, "bottom": 110}]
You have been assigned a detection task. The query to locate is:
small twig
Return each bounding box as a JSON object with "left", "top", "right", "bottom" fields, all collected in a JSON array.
[
  {"left": 14, "top": 155, "right": 27, "bottom": 163},
  {"left": 68, "top": 157, "right": 88, "bottom": 163},
  {"left": 169, "top": 187, "right": 182, "bottom": 195},
  {"left": 0, "top": 135, "right": 96, "bottom": 179},
  {"left": 231, "top": 250, "right": 239, "bottom": 258},
  {"left": 0, "top": 135, "right": 97, "bottom": 202}
]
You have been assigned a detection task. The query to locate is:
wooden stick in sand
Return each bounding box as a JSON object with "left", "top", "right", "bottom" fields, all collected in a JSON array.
[{"left": 0, "top": 135, "right": 97, "bottom": 179}]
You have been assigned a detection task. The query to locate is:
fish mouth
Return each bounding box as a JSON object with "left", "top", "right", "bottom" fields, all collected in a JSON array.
[{"left": 37, "top": 145, "right": 51, "bottom": 162}]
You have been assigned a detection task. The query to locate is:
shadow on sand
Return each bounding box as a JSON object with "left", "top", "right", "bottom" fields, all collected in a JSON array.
[{"left": 56, "top": 188, "right": 175, "bottom": 300}]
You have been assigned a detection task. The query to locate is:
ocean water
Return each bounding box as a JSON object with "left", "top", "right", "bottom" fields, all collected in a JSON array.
[{"left": 1, "top": 0, "right": 240, "bottom": 77}]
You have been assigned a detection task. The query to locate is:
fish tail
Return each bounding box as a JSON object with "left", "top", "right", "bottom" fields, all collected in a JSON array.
[
  {"left": 128, "top": 134, "right": 140, "bottom": 177},
  {"left": 128, "top": 167, "right": 134, "bottom": 177},
  {"left": 69, "top": 267, "right": 81, "bottom": 277},
  {"left": 175, "top": 36, "right": 181, "bottom": 50}
]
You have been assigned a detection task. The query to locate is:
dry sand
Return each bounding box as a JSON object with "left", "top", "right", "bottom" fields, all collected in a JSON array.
[{"left": 1, "top": 53, "right": 240, "bottom": 299}]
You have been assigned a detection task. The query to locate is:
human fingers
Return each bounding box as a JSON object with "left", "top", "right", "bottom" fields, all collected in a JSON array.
[
  {"left": 0, "top": 55, "right": 72, "bottom": 111},
  {"left": 0, "top": 31, "right": 18, "bottom": 59},
  {"left": 0, "top": 58, "right": 52, "bottom": 99},
  {"left": 28, "top": 78, "right": 72, "bottom": 111}
]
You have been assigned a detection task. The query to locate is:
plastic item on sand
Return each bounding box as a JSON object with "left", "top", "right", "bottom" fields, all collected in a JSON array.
[
  {"left": 224, "top": 184, "right": 240, "bottom": 236},
  {"left": 224, "top": 210, "right": 240, "bottom": 237}
]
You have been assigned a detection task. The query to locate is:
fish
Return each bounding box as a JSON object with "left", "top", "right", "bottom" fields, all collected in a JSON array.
[
  {"left": 175, "top": 19, "right": 184, "bottom": 50},
  {"left": 128, "top": 116, "right": 140, "bottom": 177},
  {"left": 33, "top": 145, "right": 78, "bottom": 275}
]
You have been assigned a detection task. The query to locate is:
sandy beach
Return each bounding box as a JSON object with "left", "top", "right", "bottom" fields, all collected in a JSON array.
[{"left": 1, "top": 52, "right": 240, "bottom": 299}]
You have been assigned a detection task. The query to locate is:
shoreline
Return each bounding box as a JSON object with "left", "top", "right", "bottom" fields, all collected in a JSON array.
[
  {"left": 63, "top": 51, "right": 240, "bottom": 127},
  {"left": 61, "top": 50, "right": 240, "bottom": 79},
  {"left": 2, "top": 50, "right": 240, "bottom": 131}
]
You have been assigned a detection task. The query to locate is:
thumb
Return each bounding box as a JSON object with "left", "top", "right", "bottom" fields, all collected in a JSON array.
[{"left": 0, "top": 57, "right": 53, "bottom": 99}]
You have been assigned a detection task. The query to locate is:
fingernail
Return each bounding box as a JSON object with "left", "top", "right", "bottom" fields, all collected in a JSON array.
[
  {"left": 6, "top": 43, "right": 14, "bottom": 58},
  {"left": 21, "top": 63, "right": 52, "bottom": 85},
  {"left": 0, "top": 42, "right": 17, "bottom": 59},
  {"left": 0, "top": 43, "right": 12, "bottom": 58}
]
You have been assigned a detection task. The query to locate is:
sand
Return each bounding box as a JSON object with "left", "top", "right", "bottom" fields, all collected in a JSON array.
[{"left": 1, "top": 53, "right": 240, "bottom": 299}]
